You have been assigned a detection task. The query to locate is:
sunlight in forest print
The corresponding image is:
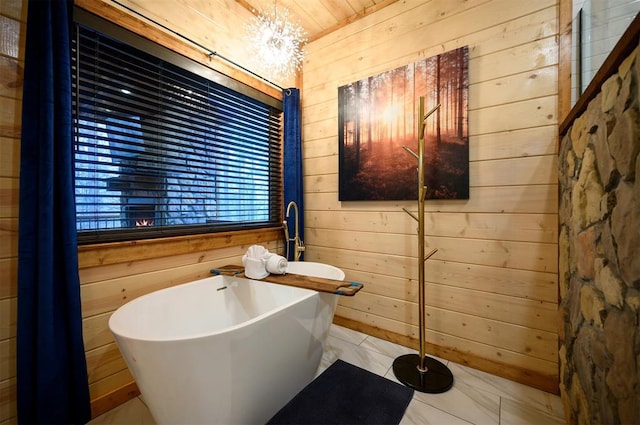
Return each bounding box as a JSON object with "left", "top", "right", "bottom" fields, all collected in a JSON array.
[
  {"left": 382, "top": 104, "right": 401, "bottom": 126},
  {"left": 338, "top": 46, "right": 469, "bottom": 201}
]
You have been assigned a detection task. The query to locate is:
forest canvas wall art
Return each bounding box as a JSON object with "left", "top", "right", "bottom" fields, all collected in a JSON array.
[{"left": 338, "top": 46, "right": 469, "bottom": 201}]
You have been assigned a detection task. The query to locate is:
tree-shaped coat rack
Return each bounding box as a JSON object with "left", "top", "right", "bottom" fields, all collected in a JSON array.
[{"left": 392, "top": 97, "right": 454, "bottom": 393}]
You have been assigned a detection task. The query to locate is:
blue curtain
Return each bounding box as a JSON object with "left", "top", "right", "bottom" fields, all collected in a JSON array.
[
  {"left": 283, "top": 88, "right": 304, "bottom": 261},
  {"left": 17, "top": 0, "right": 92, "bottom": 423}
]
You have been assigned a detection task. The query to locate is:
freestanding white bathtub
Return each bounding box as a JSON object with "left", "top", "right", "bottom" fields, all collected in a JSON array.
[{"left": 109, "top": 262, "right": 344, "bottom": 424}]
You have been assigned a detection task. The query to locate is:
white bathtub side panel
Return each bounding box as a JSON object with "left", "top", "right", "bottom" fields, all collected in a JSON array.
[
  {"left": 113, "top": 332, "right": 234, "bottom": 423},
  {"left": 114, "top": 292, "right": 332, "bottom": 424},
  {"left": 224, "top": 293, "right": 325, "bottom": 424}
]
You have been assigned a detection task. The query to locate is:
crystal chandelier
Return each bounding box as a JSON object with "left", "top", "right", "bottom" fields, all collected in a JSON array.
[{"left": 246, "top": 1, "right": 307, "bottom": 81}]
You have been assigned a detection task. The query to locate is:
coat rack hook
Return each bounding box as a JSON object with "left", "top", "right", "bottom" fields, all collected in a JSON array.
[
  {"left": 402, "top": 207, "right": 419, "bottom": 222},
  {"left": 402, "top": 145, "right": 419, "bottom": 160},
  {"left": 424, "top": 248, "right": 438, "bottom": 262}
]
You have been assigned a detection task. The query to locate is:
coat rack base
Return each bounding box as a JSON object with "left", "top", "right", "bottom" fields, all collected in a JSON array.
[{"left": 392, "top": 354, "right": 454, "bottom": 393}]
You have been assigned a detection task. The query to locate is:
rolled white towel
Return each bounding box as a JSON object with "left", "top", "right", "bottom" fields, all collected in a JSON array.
[
  {"left": 265, "top": 254, "right": 288, "bottom": 274},
  {"left": 243, "top": 257, "right": 269, "bottom": 279},
  {"left": 246, "top": 244, "right": 269, "bottom": 259}
]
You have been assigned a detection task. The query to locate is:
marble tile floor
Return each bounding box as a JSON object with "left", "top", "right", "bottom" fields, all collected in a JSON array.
[{"left": 90, "top": 324, "right": 565, "bottom": 425}]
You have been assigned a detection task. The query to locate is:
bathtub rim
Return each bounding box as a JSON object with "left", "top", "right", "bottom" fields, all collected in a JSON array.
[
  {"left": 285, "top": 261, "right": 345, "bottom": 280},
  {"left": 108, "top": 275, "right": 323, "bottom": 343}
]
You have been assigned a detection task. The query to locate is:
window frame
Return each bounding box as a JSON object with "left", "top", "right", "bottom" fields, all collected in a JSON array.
[{"left": 72, "top": 7, "right": 284, "bottom": 245}]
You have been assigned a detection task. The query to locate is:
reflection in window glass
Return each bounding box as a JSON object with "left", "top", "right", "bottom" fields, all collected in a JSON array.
[{"left": 572, "top": 0, "right": 640, "bottom": 104}]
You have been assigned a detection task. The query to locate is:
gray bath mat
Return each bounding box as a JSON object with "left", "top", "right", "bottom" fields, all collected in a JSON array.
[{"left": 268, "top": 359, "right": 414, "bottom": 424}]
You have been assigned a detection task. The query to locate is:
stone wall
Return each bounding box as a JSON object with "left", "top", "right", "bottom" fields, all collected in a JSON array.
[{"left": 559, "top": 46, "right": 640, "bottom": 424}]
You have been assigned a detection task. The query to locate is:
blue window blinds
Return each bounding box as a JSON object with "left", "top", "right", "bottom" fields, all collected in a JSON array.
[{"left": 72, "top": 10, "right": 283, "bottom": 243}]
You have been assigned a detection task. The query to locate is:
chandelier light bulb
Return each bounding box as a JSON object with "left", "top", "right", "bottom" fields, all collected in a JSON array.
[{"left": 246, "top": 2, "right": 307, "bottom": 81}]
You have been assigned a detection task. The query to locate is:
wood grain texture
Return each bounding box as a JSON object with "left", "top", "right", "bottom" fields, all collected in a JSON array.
[
  {"left": 0, "top": 219, "right": 17, "bottom": 259},
  {"left": 302, "top": 0, "right": 560, "bottom": 391},
  {"left": 0, "top": 3, "right": 23, "bottom": 422},
  {"left": 90, "top": 381, "right": 139, "bottom": 419},
  {"left": 307, "top": 210, "right": 558, "bottom": 243},
  {"left": 0, "top": 258, "right": 17, "bottom": 300},
  {"left": 75, "top": 0, "right": 285, "bottom": 96},
  {"left": 234, "top": 0, "right": 402, "bottom": 42},
  {"left": 0, "top": 376, "right": 16, "bottom": 423},
  {"left": 78, "top": 227, "right": 282, "bottom": 268},
  {"left": 212, "top": 264, "right": 363, "bottom": 295},
  {"left": 0, "top": 0, "right": 570, "bottom": 420}
]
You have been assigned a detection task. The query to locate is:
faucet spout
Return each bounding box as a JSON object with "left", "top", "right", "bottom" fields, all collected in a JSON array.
[
  {"left": 284, "top": 201, "right": 304, "bottom": 261},
  {"left": 286, "top": 201, "right": 299, "bottom": 241}
]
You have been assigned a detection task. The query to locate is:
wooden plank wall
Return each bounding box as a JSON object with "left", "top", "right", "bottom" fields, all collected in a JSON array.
[
  {"left": 0, "top": 0, "right": 563, "bottom": 421},
  {"left": 301, "top": 0, "right": 560, "bottom": 393},
  {"left": 0, "top": 0, "right": 25, "bottom": 421}
]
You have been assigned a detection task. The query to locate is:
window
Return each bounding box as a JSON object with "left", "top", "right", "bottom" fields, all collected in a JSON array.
[{"left": 72, "top": 9, "right": 283, "bottom": 244}]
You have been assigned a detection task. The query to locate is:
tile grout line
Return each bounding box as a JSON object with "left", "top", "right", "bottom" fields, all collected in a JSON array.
[{"left": 332, "top": 325, "right": 566, "bottom": 421}]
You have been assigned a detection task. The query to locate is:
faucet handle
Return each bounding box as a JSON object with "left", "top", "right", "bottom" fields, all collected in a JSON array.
[{"left": 293, "top": 238, "right": 305, "bottom": 261}]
